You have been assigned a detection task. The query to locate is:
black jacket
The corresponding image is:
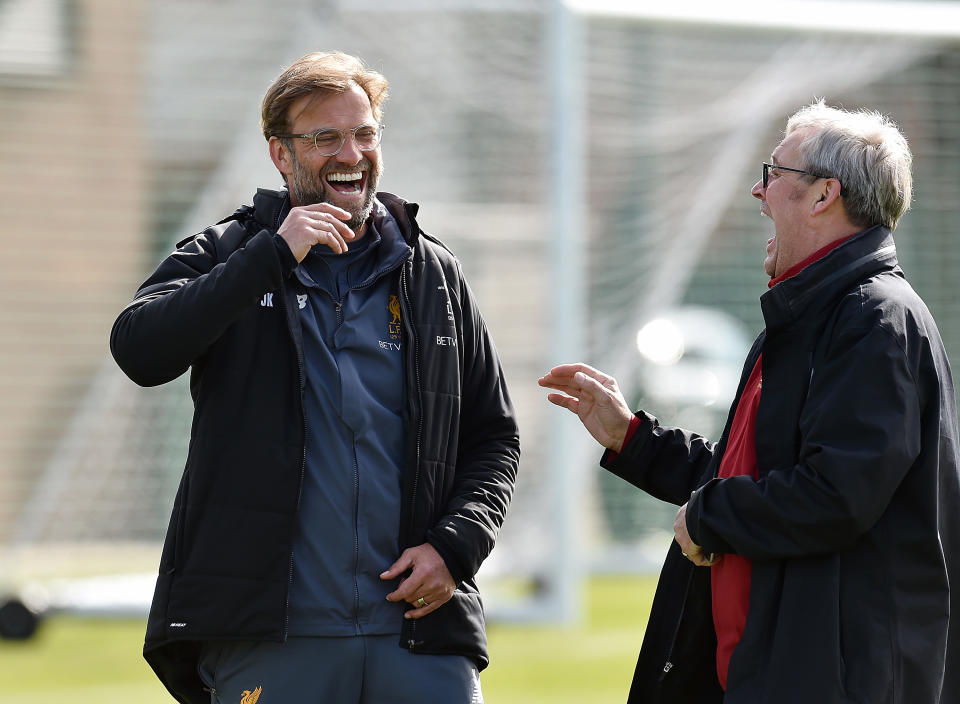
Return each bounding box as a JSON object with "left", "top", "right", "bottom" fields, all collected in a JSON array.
[
  {"left": 110, "top": 189, "right": 520, "bottom": 704},
  {"left": 603, "top": 226, "right": 960, "bottom": 703}
]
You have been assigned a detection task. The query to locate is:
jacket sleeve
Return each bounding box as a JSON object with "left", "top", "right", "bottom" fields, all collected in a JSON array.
[
  {"left": 600, "top": 411, "right": 718, "bottom": 507},
  {"left": 110, "top": 227, "right": 296, "bottom": 387},
  {"left": 687, "top": 319, "right": 922, "bottom": 560},
  {"left": 425, "top": 266, "right": 520, "bottom": 585}
]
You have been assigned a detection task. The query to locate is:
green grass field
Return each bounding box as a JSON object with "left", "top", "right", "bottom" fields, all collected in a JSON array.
[{"left": 0, "top": 575, "right": 656, "bottom": 704}]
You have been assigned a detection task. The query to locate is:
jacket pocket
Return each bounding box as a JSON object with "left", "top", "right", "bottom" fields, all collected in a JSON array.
[
  {"left": 405, "top": 582, "right": 488, "bottom": 669},
  {"left": 838, "top": 553, "right": 894, "bottom": 703}
]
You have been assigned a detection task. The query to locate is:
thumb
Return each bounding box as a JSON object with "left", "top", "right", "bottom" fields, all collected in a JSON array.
[{"left": 574, "top": 371, "right": 604, "bottom": 397}]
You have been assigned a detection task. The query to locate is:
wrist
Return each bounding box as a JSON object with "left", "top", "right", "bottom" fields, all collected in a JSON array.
[{"left": 613, "top": 415, "right": 641, "bottom": 453}]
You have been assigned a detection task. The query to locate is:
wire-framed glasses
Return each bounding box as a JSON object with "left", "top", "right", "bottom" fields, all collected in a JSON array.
[{"left": 276, "top": 123, "right": 384, "bottom": 156}]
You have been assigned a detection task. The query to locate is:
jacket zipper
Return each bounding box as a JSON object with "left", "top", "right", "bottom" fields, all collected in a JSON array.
[
  {"left": 399, "top": 264, "right": 424, "bottom": 650},
  {"left": 330, "top": 258, "right": 405, "bottom": 631},
  {"left": 280, "top": 281, "right": 307, "bottom": 641},
  {"left": 277, "top": 196, "right": 308, "bottom": 641},
  {"left": 658, "top": 563, "right": 696, "bottom": 681},
  {"left": 657, "top": 350, "right": 749, "bottom": 680},
  {"left": 322, "top": 260, "right": 406, "bottom": 633},
  {"left": 333, "top": 298, "right": 363, "bottom": 634},
  {"left": 280, "top": 209, "right": 418, "bottom": 643}
]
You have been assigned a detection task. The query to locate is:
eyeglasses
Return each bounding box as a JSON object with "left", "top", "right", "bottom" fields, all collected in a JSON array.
[
  {"left": 275, "top": 123, "right": 384, "bottom": 156},
  {"left": 762, "top": 162, "right": 831, "bottom": 189}
]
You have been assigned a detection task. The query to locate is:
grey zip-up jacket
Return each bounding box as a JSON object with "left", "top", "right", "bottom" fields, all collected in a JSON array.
[{"left": 110, "top": 188, "right": 520, "bottom": 704}]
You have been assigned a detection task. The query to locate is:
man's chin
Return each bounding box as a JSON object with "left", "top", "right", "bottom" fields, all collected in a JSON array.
[{"left": 338, "top": 193, "right": 376, "bottom": 229}]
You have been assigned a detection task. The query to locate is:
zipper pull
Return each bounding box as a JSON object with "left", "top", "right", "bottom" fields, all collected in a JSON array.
[{"left": 663, "top": 661, "right": 673, "bottom": 674}]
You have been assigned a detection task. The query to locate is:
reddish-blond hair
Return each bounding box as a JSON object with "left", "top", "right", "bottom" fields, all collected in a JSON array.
[{"left": 261, "top": 51, "right": 389, "bottom": 140}]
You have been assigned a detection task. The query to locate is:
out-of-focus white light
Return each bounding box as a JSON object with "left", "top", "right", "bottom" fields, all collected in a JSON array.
[{"left": 636, "top": 318, "right": 684, "bottom": 365}]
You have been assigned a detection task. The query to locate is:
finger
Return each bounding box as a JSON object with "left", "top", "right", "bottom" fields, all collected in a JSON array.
[
  {"left": 386, "top": 576, "right": 425, "bottom": 604},
  {"left": 538, "top": 370, "right": 575, "bottom": 386},
  {"left": 309, "top": 219, "right": 349, "bottom": 253},
  {"left": 562, "top": 363, "right": 610, "bottom": 382},
  {"left": 571, "top": 371, "right": 611, "bottom": 403},
  {"left": 380, "top": 554, "right": 413, "bottom": 581},
  {"left": 298, "top": 202, "right": 352, "bottom": 220},
  {"left": 690, "top": 553, "right": 718, "bottom": 567},
  {"left": 319, "top": 224, "right": 352, "bottom": 254},
  {"left": 539, "top": 364, "right": 591, "bottom": 383},
  {"left": 404, "top": 593, "right": 449, "bottom": 620},
  {"left": 537, "top": 374, "right": 582, "bottom": 393},
  {"left": 545, "top": 393, "right": 579, "bottom": 413},
  {"left": 312, "top": 212, "right": 356, "bottom": 240},
  {"left": 573, "top": 370, "right": 608, "bottom": 393}
]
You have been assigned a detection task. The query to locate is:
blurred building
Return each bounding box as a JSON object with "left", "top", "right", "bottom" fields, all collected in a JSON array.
[{"left": 0, "top": 0, "right": 148, "bottom": 543}]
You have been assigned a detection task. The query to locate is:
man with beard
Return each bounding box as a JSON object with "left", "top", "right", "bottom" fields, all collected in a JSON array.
[
  {"left": 540, "top": 100, "right": 960, "bottom": 703},
  {"left": 111, "top": 51, "right": 519, "bottom": 704}
]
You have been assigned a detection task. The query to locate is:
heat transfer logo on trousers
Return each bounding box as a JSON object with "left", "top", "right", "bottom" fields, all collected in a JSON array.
[{"left": 239, "top": 686, "right": 262, "bottom": 704}]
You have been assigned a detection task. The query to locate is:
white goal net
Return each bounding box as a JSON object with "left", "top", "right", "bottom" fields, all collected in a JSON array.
[{"left": 3, "top": 0, "right": 960, "bottom": 623}]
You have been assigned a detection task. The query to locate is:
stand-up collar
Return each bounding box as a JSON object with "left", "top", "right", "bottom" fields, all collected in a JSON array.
[
  {"left": 250, "top": 186, "right": 291, "bottom": 231},
  {"left": 760, "top": 225, "right": 899, "bottom": 334},
  {"left": 374, "top": 192, "right": 422, "bottom": 246}
]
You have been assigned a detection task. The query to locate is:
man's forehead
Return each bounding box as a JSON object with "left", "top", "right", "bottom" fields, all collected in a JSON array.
[
  {"left": 771, "top": 129, "right": 806, "bottom": 163},
  {"left": 288, "top": 85, "right": 373, "bottom": 128}
]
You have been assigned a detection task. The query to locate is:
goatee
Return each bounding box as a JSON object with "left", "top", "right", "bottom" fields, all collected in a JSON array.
[{"left": 290, "top": 153, "right": 381, "bottom": 230}]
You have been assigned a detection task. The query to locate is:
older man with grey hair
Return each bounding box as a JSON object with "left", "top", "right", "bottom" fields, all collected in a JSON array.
[{"left": 541, "top": 100, "right": 960, "bottom": 703}]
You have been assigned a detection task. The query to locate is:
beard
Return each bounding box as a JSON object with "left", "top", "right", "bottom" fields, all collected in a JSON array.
[{"left": 289, "top": 151, "right": 382, "bottom": 230}]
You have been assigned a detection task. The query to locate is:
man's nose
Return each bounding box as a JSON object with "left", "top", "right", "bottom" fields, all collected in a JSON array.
[
  {"left": 336, "top": 135, "right": 364, "bottom": 163},
  {"left": 751, "top": 179, "right": 765, "bottom": 200}
]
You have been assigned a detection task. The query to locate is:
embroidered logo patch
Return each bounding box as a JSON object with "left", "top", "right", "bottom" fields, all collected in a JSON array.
[
  {"left": 378, "top": 295, "right": 403, "bottom": 351},
  {"left": 240, "top": 686, "right": 262, "bottom": 704},
  {"left": 388, "top": 294, "right": 401, "bottom": 339}
]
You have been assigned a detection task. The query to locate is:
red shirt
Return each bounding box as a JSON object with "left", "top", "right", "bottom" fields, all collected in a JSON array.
[{"left": 711, "top": 356, "right": 762, "bottom": 689}]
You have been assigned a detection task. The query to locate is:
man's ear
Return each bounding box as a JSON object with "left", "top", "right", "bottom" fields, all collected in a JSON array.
[
  {"left": 812, "top": 177, "right": 842, "bottom": 215},
  {"left": 268, "top": 136, "right": 293, "bottom": 180}
]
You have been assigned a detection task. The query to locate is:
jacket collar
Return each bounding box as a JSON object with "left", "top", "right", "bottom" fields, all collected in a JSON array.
[
  {"left": 760, "top": 225, "right": 899, "bottom": 333},
  {"left": 374, "top": 191, "right": 421, "bottom": 246},
  {"left": 249, "top": 187, "right": 291, "bottom": 231}
]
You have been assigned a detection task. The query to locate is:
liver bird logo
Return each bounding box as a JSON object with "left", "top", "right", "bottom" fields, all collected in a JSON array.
[
  {"left": 240, "top": 686, "right": 262, "bottom": 704},
  {"left": 388, "top": 294, "right": 401, "bottom": 325}
]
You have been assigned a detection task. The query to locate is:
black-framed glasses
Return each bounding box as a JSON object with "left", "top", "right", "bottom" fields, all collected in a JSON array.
[
  {"left": 275, "top": 123, "right": 384, "bottom": 156},
  {"left": 762, "top": 162, "right": 831, "bottom": 189}
]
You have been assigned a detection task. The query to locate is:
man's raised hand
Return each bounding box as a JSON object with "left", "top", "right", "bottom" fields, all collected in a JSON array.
[
  {"left": 538, "top": 363, "right": 634, "bottom": 452},
  {"left": 277, "top": 203, "right": 355, "bottom": 260}
]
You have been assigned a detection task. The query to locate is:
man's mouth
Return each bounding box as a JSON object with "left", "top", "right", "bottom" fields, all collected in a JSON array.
[{"left": 325, "top": 171, "right": 366, "bottom": 195}]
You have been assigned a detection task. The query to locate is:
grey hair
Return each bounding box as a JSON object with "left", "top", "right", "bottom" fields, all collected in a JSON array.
[{"left": 786, "top": 99, "right": 912, "bottom": 231}]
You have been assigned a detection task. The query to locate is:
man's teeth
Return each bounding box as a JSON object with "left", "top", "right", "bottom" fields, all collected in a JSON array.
[{"left": 327, "top": 172, "right": 362, "bottom": 182}]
